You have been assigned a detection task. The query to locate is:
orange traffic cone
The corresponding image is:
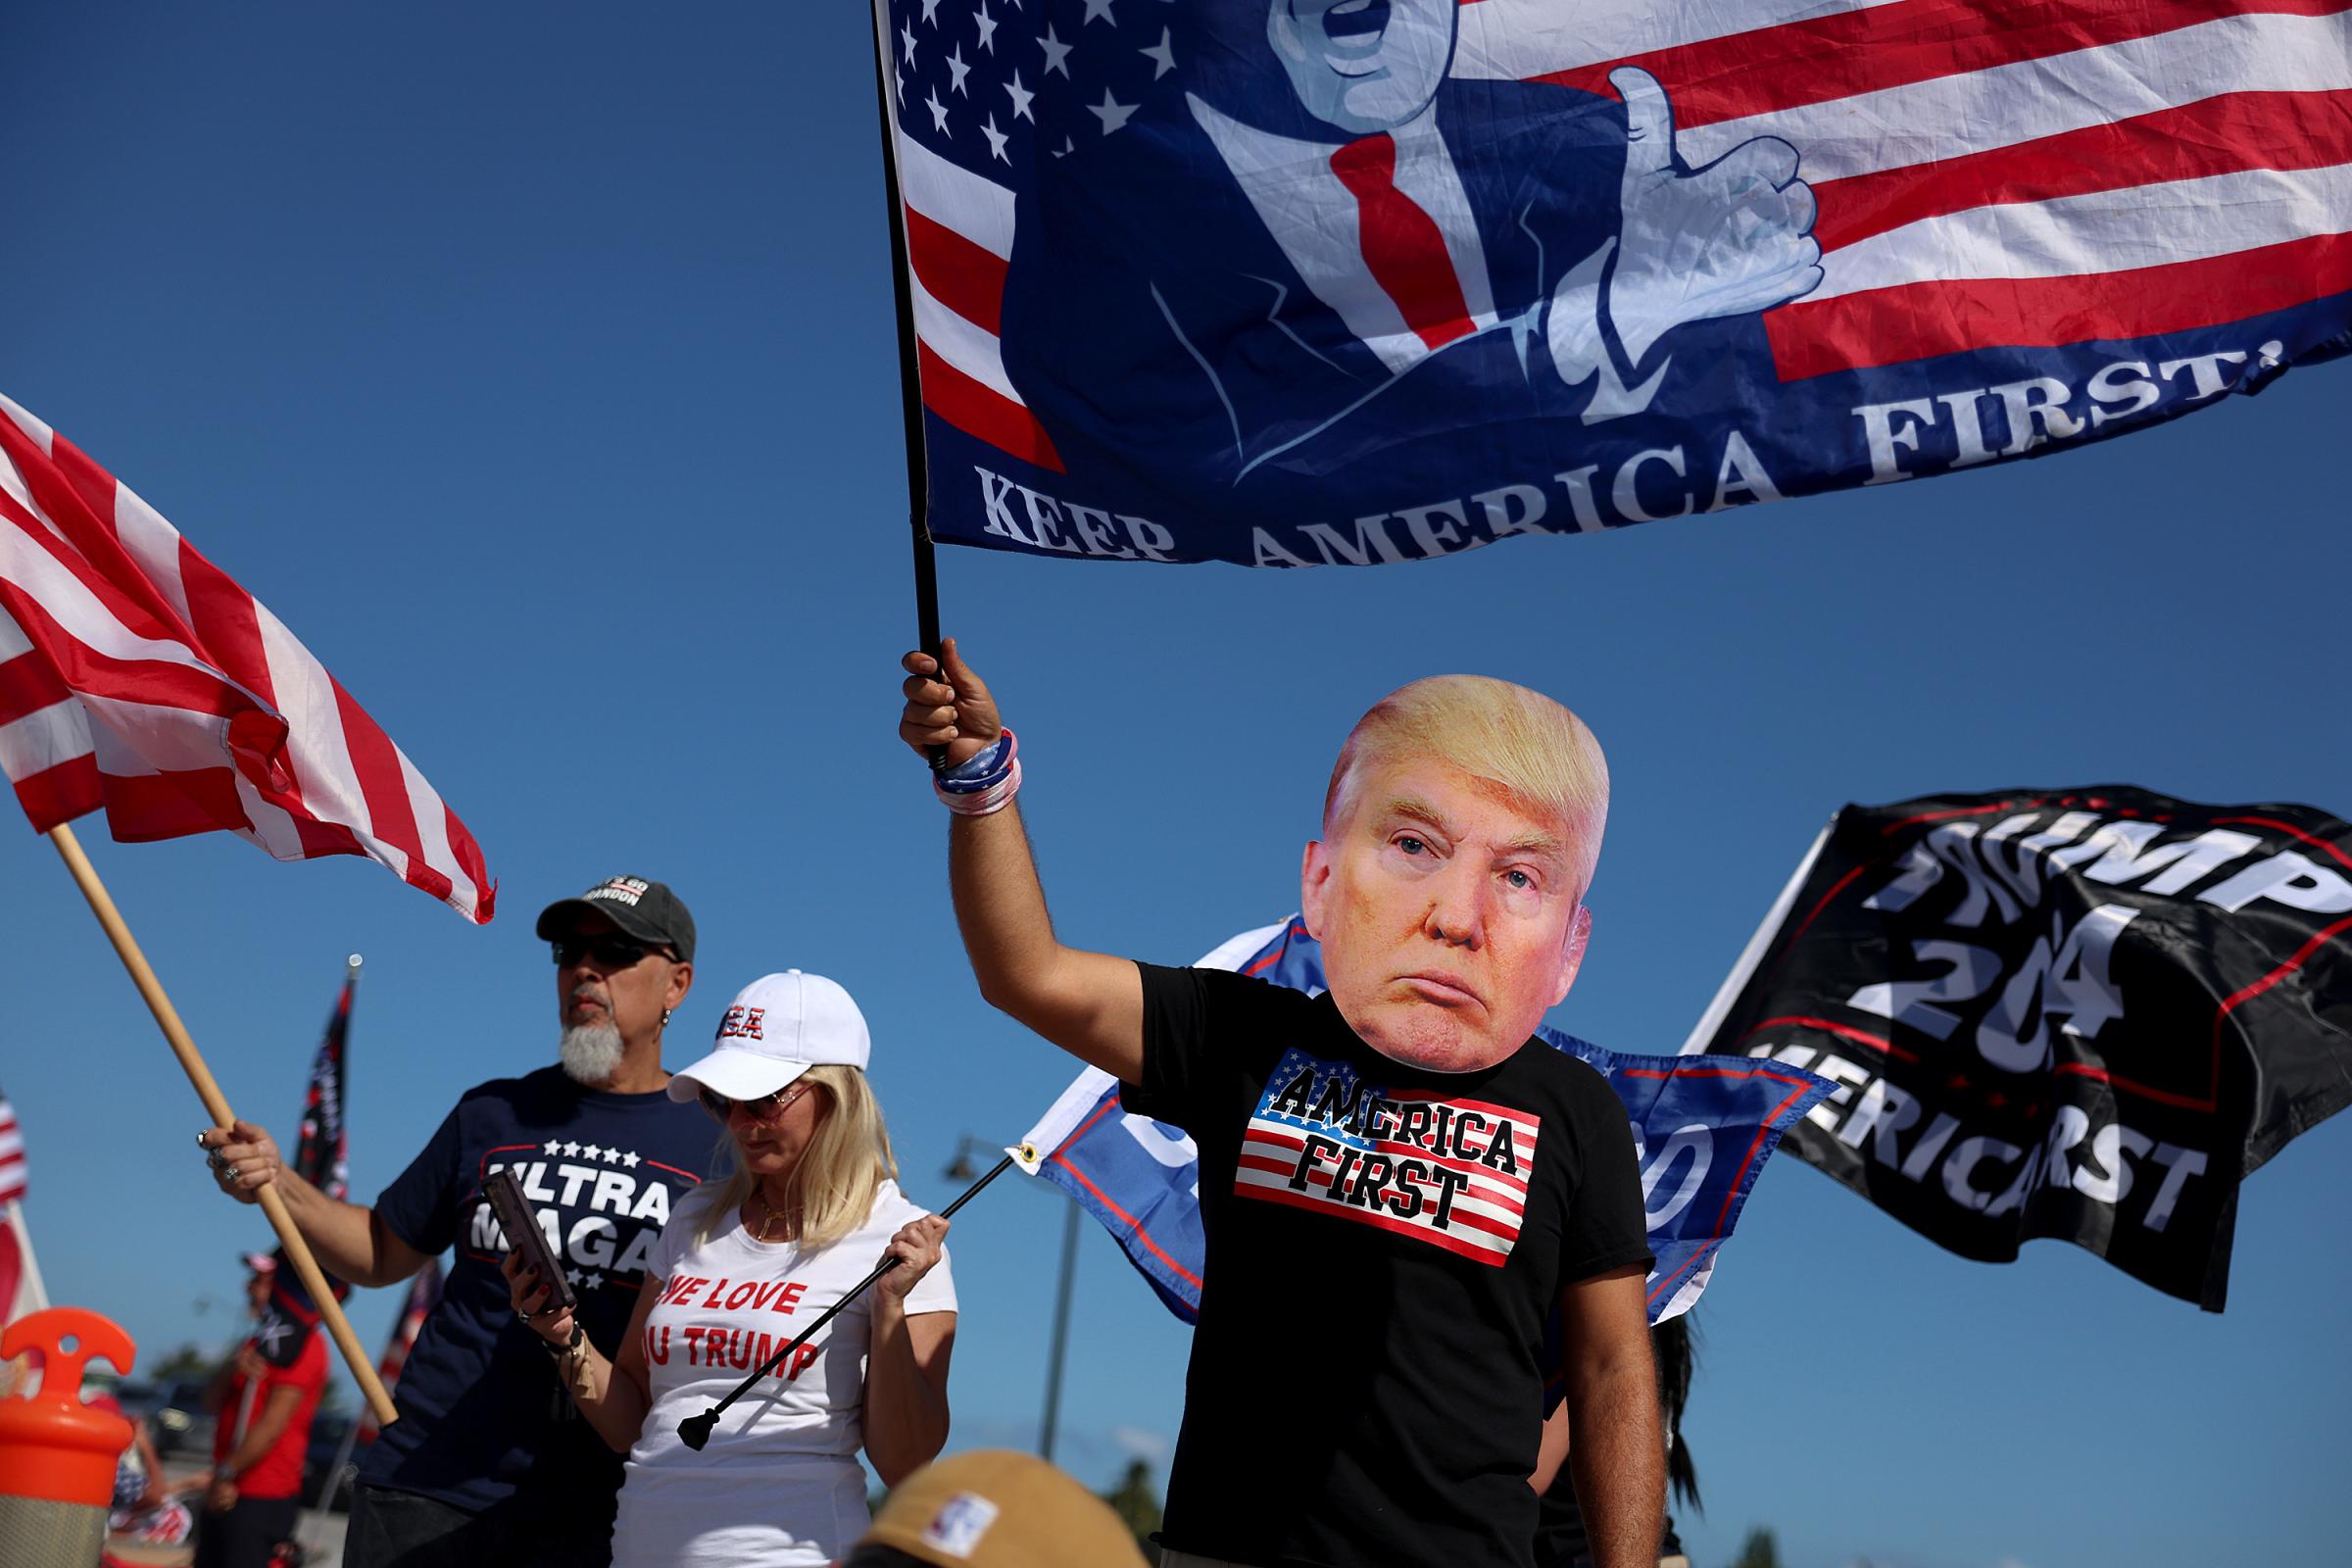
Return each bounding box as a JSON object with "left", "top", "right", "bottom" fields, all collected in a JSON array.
[{"left": 0, "top": 1306, "right": 137, "bottom": 1566}]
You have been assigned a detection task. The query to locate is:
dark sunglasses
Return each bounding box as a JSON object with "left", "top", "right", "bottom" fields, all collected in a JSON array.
[
  {"left": 698, "top": 1079, "right": 816, "bottom": 1125},
  {"left": 550, "top": 935, "right": 670, "bottom": 969}
]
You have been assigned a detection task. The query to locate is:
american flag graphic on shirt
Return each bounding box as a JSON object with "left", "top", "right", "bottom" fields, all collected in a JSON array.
[{"left": 1237, "top": 1048, "right": 1542, "bottom": 1266}]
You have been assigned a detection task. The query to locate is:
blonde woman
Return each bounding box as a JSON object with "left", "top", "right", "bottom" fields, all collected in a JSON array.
[{"left": 507, "top": 970, "right": 955, "bottom": 1568}]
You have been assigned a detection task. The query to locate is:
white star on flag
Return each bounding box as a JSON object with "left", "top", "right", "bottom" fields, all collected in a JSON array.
[
  {"left": 1081, "top": 0, "right": 1116, "bottom": 26},
  {"left": 926, "top": 87, "right": 951, "bottom": 133},
  {"left": 1038, "top": 23, "right": 1071, "bottom": 77},
  {"left": 900, "top": 20, "right": 917, "bottom": 66},
  {"left": 982, "top": 113, "right": 1010, "bottom": 163},
  {"left": 1004, "top": 69, "right": 1034, "bottom": 122},
  {"left": 919, "top": 0, "right": 942, "bottom": 24},
  {"left": 1141, "top": 25, "right": 1174, "bottom": 78},
  {"left": 1089, "top": 88, "right": 1136, "bottom": 135},
  {"left": 974, "top": 1, "right": 998, "bottom": 53},
  {"left": 947, "top": 44, "right": 971, "bottom": 95}
]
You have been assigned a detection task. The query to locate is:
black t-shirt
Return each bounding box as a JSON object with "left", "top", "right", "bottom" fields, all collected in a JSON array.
[
  {"left": 1128, "top": 964, "right": 1653, "bottom": 1568},
  {"left": 364, "top": 1066, "right": 711, "bottom": 1519}
]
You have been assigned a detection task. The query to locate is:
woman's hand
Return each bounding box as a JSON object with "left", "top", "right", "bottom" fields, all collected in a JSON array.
[
  {"left": 501, "top": 1251, "right": 578, "bottom": 1347},
  {"left": 875, "top": 1214, "right": 950, "bottom": 1302}
]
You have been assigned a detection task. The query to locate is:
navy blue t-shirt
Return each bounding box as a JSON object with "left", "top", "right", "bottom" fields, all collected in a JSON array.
[{"left": 364, "top": 1065, "right": 712, "bottom": 1519}]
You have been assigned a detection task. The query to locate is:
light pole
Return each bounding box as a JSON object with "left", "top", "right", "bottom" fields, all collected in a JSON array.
[{"left": 946, "top": 1134, "right": 1081, "bottom": 1462}]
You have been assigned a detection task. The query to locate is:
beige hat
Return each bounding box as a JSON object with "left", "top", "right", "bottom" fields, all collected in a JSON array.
[{"left": 858, "top": 1450, "right": 1150, "bottom": 1568}]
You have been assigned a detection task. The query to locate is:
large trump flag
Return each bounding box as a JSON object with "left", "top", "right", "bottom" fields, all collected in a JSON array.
[{"left": 879, "top": 0, "right": 2352, "bottom": 566}]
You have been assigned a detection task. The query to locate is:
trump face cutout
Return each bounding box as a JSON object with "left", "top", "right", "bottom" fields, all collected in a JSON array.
[{"left": 1301, "top": 755, "right": 1595, "bottom": 1074}]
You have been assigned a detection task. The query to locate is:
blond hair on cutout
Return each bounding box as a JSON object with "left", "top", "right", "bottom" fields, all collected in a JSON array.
[
  {"left": 695, "top": 1063, "right": 902, "bottom": 1252},
  {"left": 1323, "top": 675, "right": 1610, "bottom": 892}
]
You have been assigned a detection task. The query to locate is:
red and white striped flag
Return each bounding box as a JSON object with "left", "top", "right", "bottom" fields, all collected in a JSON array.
[
  {"left": 0, "top": 394, "right": 494, "bottom": 920},
  {"left": 0, "top": 1087, "right": 25, "bottom": 1209}
]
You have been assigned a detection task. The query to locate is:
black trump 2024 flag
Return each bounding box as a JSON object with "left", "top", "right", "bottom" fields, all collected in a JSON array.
[{"left": 1687, "top": 788, "right": 2352, "bottom": 1309}]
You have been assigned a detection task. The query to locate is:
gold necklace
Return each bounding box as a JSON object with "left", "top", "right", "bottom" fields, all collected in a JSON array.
[{"left": 751, "top": 1191, "right": 798, "bottom": 1244}]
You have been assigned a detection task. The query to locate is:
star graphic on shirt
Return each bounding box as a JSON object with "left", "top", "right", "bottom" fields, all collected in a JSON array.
[
  {"left": 946, "top": 44, "right": 971, "bottom": 95},
  {"left": 1003, "top": 68, "right": 1034, "bottom": 122},
  {"left": 565, "top": 1267, "right": 583, "bottom": 1287},
  {"left": 562, "top": 1141, "right": 582, "bottom": 1157},
  {"left": 900, "top": 19, "right": 917, "bottom": 67},
  {"left": 1081, "top": 0, "right": 1116, "bottom": 26},
  {"left": 1140, "top": 25, "right": 1174, "bottom": 78},
  {"left": 925, "top": 87, "right": 951, "bottom": 134},
  {"left": 981, "top": 113, "right": 1010, "bottom": 163},
  {"left": 1037, "top": 24, "right": 1071, "bottom": 78},
  {"left": 621, "top": 1151, "right": 641, "bottom": 1168},
  {"left": 581, "top": 1144, "right": 604, "bottom": 1162},
  {"left": 1088, "top": 89, "right": 1136, "bottom": 135},
  {"left": 543, "top": 1140, "right": 562, "bottom": 1155},
  {"left": 582, "top": 1270, "right": 606, "bottom": 1291},
  {"left": 973, "top": 1, "right": 998, "bottom": 53}
]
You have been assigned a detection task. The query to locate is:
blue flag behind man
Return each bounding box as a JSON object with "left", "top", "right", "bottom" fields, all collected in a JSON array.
[
  {"left": 1017, "top": 917, "right": 1831, "bottom": 1324},
  {"left": 879, "top": 0, "right": 2350, "bottom": 567},
  {"left": 255, "top": 967, "right": 356, "bottom": 1368}
]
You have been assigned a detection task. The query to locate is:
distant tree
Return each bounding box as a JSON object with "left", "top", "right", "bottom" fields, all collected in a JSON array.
[
  {"left": 150, "top": 1343, "right": 216, "bottom": 1380},
  {"left": 1099, "top": 1458, "right": 1162, "bottom": 1557},
  {"left": 1730, "top": 1526, "right": 1782, "bottom": 1568}
]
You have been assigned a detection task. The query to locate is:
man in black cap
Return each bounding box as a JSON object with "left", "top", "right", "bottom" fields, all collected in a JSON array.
[{"left": 198, "top": 875, "right": 710, "bottom": 1566}]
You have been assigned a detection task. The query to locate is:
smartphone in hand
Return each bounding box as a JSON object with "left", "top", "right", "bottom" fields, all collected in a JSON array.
[{"left": 484, "top": 1169, "right": 576, "bottom": 1315}]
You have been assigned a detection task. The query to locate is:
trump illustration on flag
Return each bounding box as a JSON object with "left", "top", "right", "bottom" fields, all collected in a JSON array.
[{"left": 880, "top": 0, "right": 2352, "bottom": 566}]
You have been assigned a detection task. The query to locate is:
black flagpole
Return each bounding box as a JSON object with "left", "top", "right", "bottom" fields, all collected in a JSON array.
[
  {"left": 678, "top": 1152, "right": 1014, "bottom": 1450},
  {"left": 868, "top": 0, "right": 949, "bottom": 772}
]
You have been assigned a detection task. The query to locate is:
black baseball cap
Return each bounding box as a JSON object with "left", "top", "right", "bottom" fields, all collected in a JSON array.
[{"left": 535, "top": 875, "right": 697, "bottom": 962}]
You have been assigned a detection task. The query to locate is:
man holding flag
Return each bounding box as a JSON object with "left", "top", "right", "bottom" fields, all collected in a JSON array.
[
  {"left": 197, "top": 876, "right": 710, "bottom": 1567},
  {"left": 897, "top": 642, "right": 1662, "bottom": 1568}
]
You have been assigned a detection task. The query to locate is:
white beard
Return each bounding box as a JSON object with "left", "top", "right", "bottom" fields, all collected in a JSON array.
[{"left": 559, "top": 1021, "right": 625, "bottom": 1086}]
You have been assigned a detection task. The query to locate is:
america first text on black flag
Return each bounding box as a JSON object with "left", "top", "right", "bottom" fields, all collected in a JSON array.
[{"left": 1689, "top": 788, "right": 2352, "bottom": 1309}]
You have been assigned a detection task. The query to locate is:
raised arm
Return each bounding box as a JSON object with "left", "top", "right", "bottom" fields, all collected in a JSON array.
[
  {"left": 198, "top": 1120, "right": 430, "bottom": 1289},
  {"left": 899, "top": 638, "right": 1145, "bottom": 1083}
]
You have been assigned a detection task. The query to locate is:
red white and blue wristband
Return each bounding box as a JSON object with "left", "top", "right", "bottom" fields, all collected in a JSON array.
[{"left": 934, "top": 728, "right": 1021, "bottom": 816}]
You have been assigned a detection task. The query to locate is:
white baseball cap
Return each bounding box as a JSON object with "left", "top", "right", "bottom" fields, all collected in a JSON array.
[{"left": 668, "top": 969, "right": 871, "bottom": 1103}]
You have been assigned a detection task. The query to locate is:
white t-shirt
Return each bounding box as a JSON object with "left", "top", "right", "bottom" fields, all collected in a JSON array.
[{"left": 612, "top": 1179, "right": 956, "bottom": 1568}]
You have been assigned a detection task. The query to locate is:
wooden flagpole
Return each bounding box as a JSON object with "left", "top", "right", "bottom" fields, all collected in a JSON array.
[
  {"left": 46, "top": 822, "right": 399, "bottom": 1428},
  {"left": 867, "top": 0, "right": 950, "bottom": 772}
]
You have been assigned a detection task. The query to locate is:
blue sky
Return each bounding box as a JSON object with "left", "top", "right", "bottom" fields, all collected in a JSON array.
[{"left": 7, "top": 6, "right": 2348, "bottom": 1566}]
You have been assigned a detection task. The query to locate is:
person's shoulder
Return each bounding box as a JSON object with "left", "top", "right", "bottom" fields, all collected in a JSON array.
[
  {"left": 862, "top": 1179, "right": 934, "bottom": 1234},
  {"left": 1509, "top": 1037, "right": 1620, "bottom": 1108},
  {"left": 450, "top": 1064, "right": 561, "bottom": 1108}
]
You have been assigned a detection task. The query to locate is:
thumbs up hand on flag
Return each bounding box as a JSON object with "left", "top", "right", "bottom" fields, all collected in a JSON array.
[
  {"left": 899, "top": 638, "right": 1004, "bottom": 769},
  {"left": 1592, "top": 67, "right": 1823, "bottom": 370}
]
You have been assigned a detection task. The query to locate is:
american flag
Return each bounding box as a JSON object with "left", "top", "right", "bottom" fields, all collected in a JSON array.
[
  {"left": 0, "top": 1086, "right": 25, "bottom": 1207},
  {"left": 1237, "top": 1047, "right": 1543, "bottom": 1266},
  {"left": 0, "top": 394, "right": 494, "bottom": 921}
]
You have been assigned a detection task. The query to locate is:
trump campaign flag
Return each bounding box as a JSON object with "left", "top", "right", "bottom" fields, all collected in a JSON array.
[
  {"left": 0, "top": 394, "right": 493, "bottom": 920},
  {"left": 1017, "top": 917, "right": 1832, "bottom": 1324},
  {"left": 256, "top": 969, "right": 360, "bottom": 1367},
  {"left": 1685, "top": 788, "right": 2352, "bottom": 1308},
  {"left": 879, "top": 0, "right": 2352, "bottom": 567}
]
